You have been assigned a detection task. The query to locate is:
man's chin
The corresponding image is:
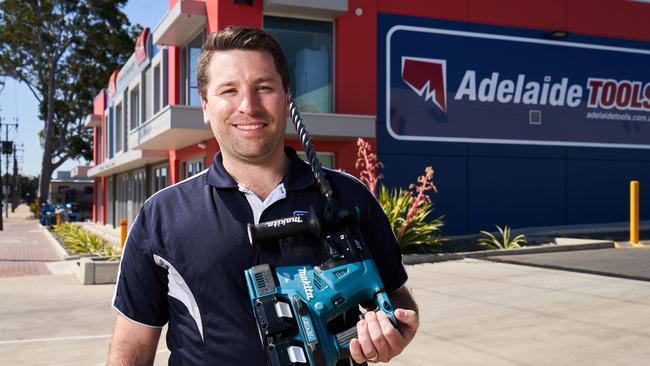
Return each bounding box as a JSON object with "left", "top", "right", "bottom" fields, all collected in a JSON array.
[{"left": 234, "top": 149, "right": 284, "bottom": 164}]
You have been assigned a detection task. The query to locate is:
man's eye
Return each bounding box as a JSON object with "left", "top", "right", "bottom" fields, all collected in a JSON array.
[
  {"left": 221, "top": 89, "right": 236, "bottom": 95},
  {"left": 257, "top": 85, "right": 273, "bottom": 91}
]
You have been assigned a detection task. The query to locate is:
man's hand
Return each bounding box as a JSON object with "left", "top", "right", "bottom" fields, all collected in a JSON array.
[{"left": 349, "top": 286, "right": 419, "bottom": 363}]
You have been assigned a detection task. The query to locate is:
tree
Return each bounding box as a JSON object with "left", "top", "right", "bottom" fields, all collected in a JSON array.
[{"left": 0, "top": 0, "right": 140, "bottom": 202}]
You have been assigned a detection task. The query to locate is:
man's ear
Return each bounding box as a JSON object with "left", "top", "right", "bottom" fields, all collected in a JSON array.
[
  {"left": 285, "top": 92, "right": 291, "bottom": 118},
  {"left": 201, "top": 97, "right": 210, "bottom": 125}
]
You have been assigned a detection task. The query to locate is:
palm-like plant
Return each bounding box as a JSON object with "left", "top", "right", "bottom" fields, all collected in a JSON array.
[
  {"left": 377, "top": 185, "right": 445, "bottom": 252},
  {"left": 478, "top": 225, "right": 527, "bottom": 250},
  {"left": 51, "top": 223, "right": 120, "bottom": 258},
  {"left": 355, "top": 138, "right": 445, "bottom": 252}
]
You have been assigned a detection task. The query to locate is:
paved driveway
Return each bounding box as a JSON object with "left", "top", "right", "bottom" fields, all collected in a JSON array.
[{"left": 394, "top": 259, "right": 650, "bottom": 366}]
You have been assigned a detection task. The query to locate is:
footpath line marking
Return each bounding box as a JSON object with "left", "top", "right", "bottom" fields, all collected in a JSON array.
[{"left": 0, "top": 334, "right": 111, "bottom": 345}]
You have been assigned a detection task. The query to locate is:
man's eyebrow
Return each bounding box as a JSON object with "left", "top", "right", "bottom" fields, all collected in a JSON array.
[
  {"left": 215, "top": 80, "right": 236, "bottom": 89},
  {"left": 254, "top": 77, "right": 277, "bottom": 84},
  {"left": 214, "top": 77, "right": 278, "bottom": 89}
]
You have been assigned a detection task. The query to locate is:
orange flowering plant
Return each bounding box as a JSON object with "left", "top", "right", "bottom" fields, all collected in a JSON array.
[{"left": 355, "top": 139, "right": 445, "bottom": 252}]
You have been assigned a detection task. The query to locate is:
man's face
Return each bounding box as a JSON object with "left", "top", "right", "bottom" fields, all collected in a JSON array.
[{"left": 201, "top": 49, "right": 288, "bottom": 165}]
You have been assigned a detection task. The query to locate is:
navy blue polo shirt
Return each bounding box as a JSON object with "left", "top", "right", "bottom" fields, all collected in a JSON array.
[{"left": 113, "top": 147, "right": 408, "bottom": 365}]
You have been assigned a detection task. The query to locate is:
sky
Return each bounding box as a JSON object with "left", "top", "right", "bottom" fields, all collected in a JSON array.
[{"left": 0, "top": 0, "right": 170, "bottom": 178}]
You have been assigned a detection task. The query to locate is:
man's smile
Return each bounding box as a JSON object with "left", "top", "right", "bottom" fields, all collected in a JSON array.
[{"left": 234, "top": 123, "right": 266, "bottom": 130}]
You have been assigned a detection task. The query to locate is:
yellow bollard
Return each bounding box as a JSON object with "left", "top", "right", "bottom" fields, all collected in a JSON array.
[
  {"left": 630, "top": 181, "right": 639, "bottom": 244},
  {"left": 56, "top": 212, "right": 62, "bottom": 226},
  {"left": 120, "top": 219, "right": 128, "bottom": 250}
]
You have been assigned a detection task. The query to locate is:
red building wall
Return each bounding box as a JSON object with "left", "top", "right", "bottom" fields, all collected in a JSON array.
[{"left": 205, "top": 0, "right": 262, "bottom": 33}]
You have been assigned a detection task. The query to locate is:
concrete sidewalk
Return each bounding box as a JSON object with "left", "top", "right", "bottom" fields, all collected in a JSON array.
[
  {"left": 395, "top": 259, "right": 650, "bottom": 366},
  {"left": 1, "top": 259, "right": 649, "bottom": 365}
]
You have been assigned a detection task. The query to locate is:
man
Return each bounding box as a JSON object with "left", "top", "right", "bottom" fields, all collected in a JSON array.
[{"left": 108, "top": 27, "right": 418, "bottom": 365}]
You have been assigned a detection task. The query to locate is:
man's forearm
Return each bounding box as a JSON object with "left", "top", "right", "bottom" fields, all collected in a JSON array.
[
  {"left": 107, "top": 345, "right": 155, "bottom": 366},
  {"left": 390, "top": 285, "right": 418, "bottom": 314},
  {"left": 107, "top": 314, "right": 161, "bottom": 366},
  {"left": 108, "top": 335, "right": 158, "bottom": 366}
]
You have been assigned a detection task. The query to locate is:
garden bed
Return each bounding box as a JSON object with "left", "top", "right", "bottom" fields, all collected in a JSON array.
[
  {"left": 75, "top": 256, "right": 120, "bottom": 285},
  {"left": 47, "top": 223, "right": 120, "bottom": 285}
]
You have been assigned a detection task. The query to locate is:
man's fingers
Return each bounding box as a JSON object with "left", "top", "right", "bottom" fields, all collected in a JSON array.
[
  {"left": 377, "top": 310, "right": 407, "bottom": 351},
  {"left": 365, "top": 311, "right": 393, "bottom": 359},
  {"left": 349, "top": 339, "right": 367, "bottom": 364},
  {"left": 356, "top": 318, "right": 378, "bottom": 361}
]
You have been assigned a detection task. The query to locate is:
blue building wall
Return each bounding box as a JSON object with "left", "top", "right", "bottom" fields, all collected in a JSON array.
[{"left": 378, "top": 138, "right": 650, "bottom": 235}]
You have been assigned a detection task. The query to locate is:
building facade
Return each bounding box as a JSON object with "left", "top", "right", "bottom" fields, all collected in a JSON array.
[{"left": 88, "top": 0, "right": 650, "bottom": 234}]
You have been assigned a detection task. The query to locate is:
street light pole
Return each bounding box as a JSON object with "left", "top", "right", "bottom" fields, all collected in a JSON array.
[{"left": 0, "top": 118, "right": 18, "bottom": 219}]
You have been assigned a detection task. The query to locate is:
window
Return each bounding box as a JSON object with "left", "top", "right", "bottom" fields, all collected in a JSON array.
[
  {"left": 297, "top": 152, "right": 334, "bottom": 169},
  {"left": 106, "top": 176, "right": 114, "bottom": 226},
  {"left": 115, "top": 104, "right": 122, "bottom": 153},
  {"left": 122, "top": 90, "right": 128, "bottom": 152},
  {"left": 130, "top": 169, "right": 146, "bottom": 225},
  {"left": 96, "top": 127, "right": 103, "bottom": 164},
  {"left": 130, "top": 86, "right": 140, "bottom": 130},
  {"left": 265, "top": 17, "right": 333, "bottom": 113},
  {"left": 104, "top": 113, "right": 109, "bottom": 160},
  {"left": 107, "top": 110, "right": 114, "bottom": 159},
  {"left": 154, "top": 64, "right": 161, "bottom": 113},
  {"left": 182, "top": 157, "right": 204, "bottom": 179},
  {"left": 142, "top": 69, "right": 150, "bottom": 122},
  {"left": 152, "top": 164, "right": 168, "bottom": 193},
  {"left": 181, "top": 32, "right": 203, "bottom": 107}
]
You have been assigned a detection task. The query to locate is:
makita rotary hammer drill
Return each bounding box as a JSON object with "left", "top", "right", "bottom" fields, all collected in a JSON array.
[{"left": 244, "top": 96, "right": 399, "bottom": 366}]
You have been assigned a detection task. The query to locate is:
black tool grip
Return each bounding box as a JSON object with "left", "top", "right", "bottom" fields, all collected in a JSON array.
[
  {"left": 336, "top": 326, "right": 358, "bottom": 351},
  {"left": 248, "top": 211, "right": 321, "bottom": 244}
]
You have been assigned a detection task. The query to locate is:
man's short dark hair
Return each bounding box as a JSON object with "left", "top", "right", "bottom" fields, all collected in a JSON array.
[{"left": 196, "top": 26, "right": 290, "bottom": 99}]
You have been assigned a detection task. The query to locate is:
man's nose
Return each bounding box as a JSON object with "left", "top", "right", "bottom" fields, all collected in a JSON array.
[{"left": 237, "top": 89, "right": 261, "bottom": 115}]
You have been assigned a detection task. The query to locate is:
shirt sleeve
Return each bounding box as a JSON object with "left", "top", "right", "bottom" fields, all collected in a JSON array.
[
  {"left": 112, "top": 206, "right": 169, "bottom": 327},
  {"left": 361, "top": 191, "right": 408, "bottom": 294}
]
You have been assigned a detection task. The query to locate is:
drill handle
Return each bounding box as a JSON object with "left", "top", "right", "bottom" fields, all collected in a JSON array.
[
  {"left": 335, "top": 318, "right": 401, "bottom": 357},
  {"left": 247, "top": 209, "right": 320, "bottom": 244},
  {"left": 335, "top": 326, "right": 358, "bottom": 357}
]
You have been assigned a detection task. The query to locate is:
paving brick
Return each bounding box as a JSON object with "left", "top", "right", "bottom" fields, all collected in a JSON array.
[{"left": 0, "top": 217, "right": 60, "bottom": 278}]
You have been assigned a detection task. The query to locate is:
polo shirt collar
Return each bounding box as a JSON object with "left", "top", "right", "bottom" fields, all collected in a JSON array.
[{"left": 206, "top": 146, "right": 316, "bottom": 191}]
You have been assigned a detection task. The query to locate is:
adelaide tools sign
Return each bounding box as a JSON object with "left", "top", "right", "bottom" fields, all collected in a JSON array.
[{"left": 380, "top": 15, "right": 650, "bottom": 148}]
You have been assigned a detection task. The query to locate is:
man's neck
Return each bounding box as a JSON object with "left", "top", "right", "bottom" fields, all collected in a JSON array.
[{"left": 222, "top": 149, "right": 290, "bottom": 201}]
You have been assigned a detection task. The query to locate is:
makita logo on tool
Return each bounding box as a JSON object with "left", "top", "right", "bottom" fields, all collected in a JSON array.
[
  {"left": 298, "top": 267, "right": 314, "bottom": 301},
  {"left": 402, "top": 58, "right": 650, "bottom": 112},
  {"left": 267, "top": 216, "right": 303, "bottom": 228}
]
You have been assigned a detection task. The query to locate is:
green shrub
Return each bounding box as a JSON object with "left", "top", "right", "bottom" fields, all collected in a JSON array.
[
  {"left": 377, "top": 184, "right": 445, "bottom": 252},
  {"left": 29, "top": 202, "right": 38, "bottom": 215},
  {"left": 51, "top": 223, "right": 120, "bottom": 258},
  {"left": 478, "top": 225, "right": 527, "bottom": 250},
  {"left": 356, "top": 138, "right": 445, "bottom": 253}
]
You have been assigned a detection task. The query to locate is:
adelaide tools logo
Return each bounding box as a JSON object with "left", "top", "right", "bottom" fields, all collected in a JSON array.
[{"left": 401, "top": 57, "right": 447, "bottom": 113}]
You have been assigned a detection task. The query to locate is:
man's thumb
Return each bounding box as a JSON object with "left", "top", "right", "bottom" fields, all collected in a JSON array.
[{"left": 395, "top": 309, "right": 418, "bottom": 330}]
